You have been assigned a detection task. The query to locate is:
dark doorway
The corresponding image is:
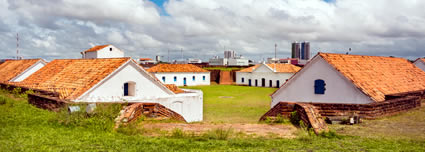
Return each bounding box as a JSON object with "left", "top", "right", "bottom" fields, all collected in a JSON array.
[
  {"left": 183, "top": 77, "right": 187, "bottom": 86},
  {"left": 276, "top": 80, "right": 280, "bottom": 88},
  {"left": 248, "top": 79, "right": 252, "bottom": 86},
  {"left": 124, "top": 83, "right": 129, "bottom": 96},
  {"left": 255, "top": 79, "right": 258, "bottom": 86},
  {"left": 269, "top": 80, "right": 272, "bottom": 87},
  {"left": 261, "top": 78, "right": 265, "bottom": 87}
]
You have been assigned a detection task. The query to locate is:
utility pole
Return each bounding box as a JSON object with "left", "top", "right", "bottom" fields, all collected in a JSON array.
[
  {"left": 274, "top": 43, "right": 277, "bottom": 62},
  {"left": 16, "top": 33, "right": 19, "bottom": 60}
]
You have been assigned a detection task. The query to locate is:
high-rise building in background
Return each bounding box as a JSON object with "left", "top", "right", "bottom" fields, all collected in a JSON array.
[
  {"left": 291, "top": 41, "right": 310, "bottom": 60},
  {"left": 224, "top": 51, "right": 235, "bottom": 59}
]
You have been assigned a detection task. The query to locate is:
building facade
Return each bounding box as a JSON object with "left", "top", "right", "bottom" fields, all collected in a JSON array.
[
  {"left": 147, "top": 64, "right": 210, "bottom": 86},
  {"left": 81, "top": 45, "right": 124, "bottom": 59},
  {"left": 271, "top": 53, "right": 425, "bottom": 108},
  {"left": 236, "top": 63, "right": 300, "bottom": 88}
]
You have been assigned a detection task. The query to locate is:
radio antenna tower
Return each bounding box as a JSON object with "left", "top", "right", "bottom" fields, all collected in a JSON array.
[{"left": 16, "top": 33, "right": 20, "bottom": 60}]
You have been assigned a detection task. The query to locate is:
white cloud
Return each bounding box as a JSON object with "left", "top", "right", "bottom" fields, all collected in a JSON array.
[{"left": 0, "top": 0, "right": 424, "bottom": 61}]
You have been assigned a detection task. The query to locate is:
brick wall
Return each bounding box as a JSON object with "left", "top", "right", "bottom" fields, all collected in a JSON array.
[
  {"left": 28, "top": 93, "right": 68, "bottom": 112},
  {"left": 261, "top": 95, "right": 422, "bottom": 121}
]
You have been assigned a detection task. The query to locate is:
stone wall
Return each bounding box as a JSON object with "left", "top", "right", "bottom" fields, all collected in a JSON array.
[{"left": 28, "top": 93, "right": 68, "bottom": 112}]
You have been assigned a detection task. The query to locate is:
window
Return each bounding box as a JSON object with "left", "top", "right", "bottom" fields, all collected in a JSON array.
[
  {"left": 162, "top": 76, "right": 166, "bottom": 82},
  {"left": 276, "top": 80, "right": 280, "bottom": 88},
  {"left": 109, "top": 48, "right": 112, "bottom": 51},
  {"left": 193, "top": 76, "right": 196, "bottom": 81},
  {"left": 123, "top": 82, "right": 136, "bottom": 96},
  {"left": 174, "top": 76, "right": 177, "bottom": 82},
  {"left": 314, "top": 79, "right": 326, "bottom": 94},
  {"left": 202, "top": 76, "right": 206, "bottom": 81},
  {"left": 242, "top": 77, "right": 245, "bottom": 83}
]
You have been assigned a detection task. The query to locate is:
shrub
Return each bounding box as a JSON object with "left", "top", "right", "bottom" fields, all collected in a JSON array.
[
  {"left": 202, "top": 128, "right": 233, "bottom": 140},
  {"left": 171, "top": 128, "right": 185, "bottom": 138},
  {"left": 0, "top": 95, "right": 7, "bottom": 105},
  {"left": 290, "top": 111, "right": 301, "bottom": 126}
]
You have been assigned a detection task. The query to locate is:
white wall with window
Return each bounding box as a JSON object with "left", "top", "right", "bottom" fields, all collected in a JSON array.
[
  {"left": 236, "top": 65, "right": 294, "bottom": 88},
  {"left": 270, "top": 56, "right": 374, "bottom": 107},
  {"left": 153, "top": 72, "right": 210, "bottom": 86},
  {"left": 82, "top": 45, "right": 124, "bottom": 59}
]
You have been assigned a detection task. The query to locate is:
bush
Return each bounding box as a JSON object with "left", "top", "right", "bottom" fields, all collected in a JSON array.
[
  {"left": 202, "top": 128, "right": 233, "bottom": 140},
  {"left": 0, "top": 95, "right": 7, "bottom": 105},
  {"left": 290, "top": 111, "right": 301, "bottom": 126},
  {"left": 171, "top": 128, "right": 185, "bottom": 138}
]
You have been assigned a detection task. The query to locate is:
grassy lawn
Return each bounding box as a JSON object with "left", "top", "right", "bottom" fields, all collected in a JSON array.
[
  {"left": 182, "top": 85, "right": 276, "bottom": 123},
  {"left": 1, "top": 89, "right": 425, "bottom": 151}
]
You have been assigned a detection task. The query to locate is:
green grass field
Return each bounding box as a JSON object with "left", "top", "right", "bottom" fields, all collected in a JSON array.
[
  {"left": 1, "top": 88, "right": 425, "bottom": 151},
  {"left": 182, "top": 85, "right": 276, "bottom": 123}
]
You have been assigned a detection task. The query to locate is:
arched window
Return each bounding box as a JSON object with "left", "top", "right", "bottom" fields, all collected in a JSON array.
[
  {"left": 124, "top": 82, "right": 136, "bottom": 96},
  {"left": 174, "top": 76, "right": 177, "bottom": 82},
  {"left": 314, "top": 79, "right": 326, "bottom": 94},
  {"left": 192, "top": 76, "right": 196, "bottom": 81},
  {"left": 276, "top": 80, "right": 280, "bottom": 88},
  {"left": 162, "top": 76, "right": 166, "bottom": 82},
  {"left": 202, "top": 76, "right": 206, "bottom": 81},
  {"left": 261, "top": 78, "right": 266, "bottom": 87},
  {"left": 241, "top": 77, "right": 245, "bottom": 83},
  {"left": 269, "top": 80, "right": 272, "bottom": 87}
]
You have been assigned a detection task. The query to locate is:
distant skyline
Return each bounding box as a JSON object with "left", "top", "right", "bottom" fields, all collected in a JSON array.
[{"left": 0, "top": 0, "right": 424, "bottom": 61}]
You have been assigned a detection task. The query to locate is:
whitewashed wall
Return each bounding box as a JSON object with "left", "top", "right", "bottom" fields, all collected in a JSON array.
[
  {"left": 271, "top": 56, "right": 374, "bottom": 107},
  {"left": 11, "top": 61, "right": 46, "bottom": 82},
  {"left": 154, "top": 72, "right": 210, "bottom": 86},
  {"left": 84, "top": 45, "right": 124, "bottom": 59},
  {"left": 75, "top": 61, "right": 204, "bottom": 122},
  {"left": 78, "top": 62, "right": 172, "bottom": 102},
  {"left": 414, "top": 60, "right": 425, "bottom": 72},
  {"left": 235, "top": 65, "right": 294, "bottom": 88}
]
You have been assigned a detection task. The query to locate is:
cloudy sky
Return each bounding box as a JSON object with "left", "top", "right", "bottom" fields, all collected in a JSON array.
[{"left": 0, "top": 0, "right": 424, "bottom": 61}]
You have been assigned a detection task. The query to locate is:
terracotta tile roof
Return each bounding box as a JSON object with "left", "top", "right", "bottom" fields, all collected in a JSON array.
[
  {"left": 16, "top": 58, "right": 130, "bottom": 100},
  {"left": 139, "top": 58, "right": 152, "bottom": 61},
  {"left": 239, "top": 64, "right": 301, "bottom": 73},
  {"left": 0, "top": 59, "right": 44, "bottom": 82},
  {"left": 83, "top": 45, "right": 109, "bottom": 52},
  {"left": 165, "top": 84, "right": 185, "bottom": 94},
  {"left": 147, "top": 64, "right": 209, "bottom": 73},
  {"left": 319, "top": 53, "right": 425, "bottom": 102}
]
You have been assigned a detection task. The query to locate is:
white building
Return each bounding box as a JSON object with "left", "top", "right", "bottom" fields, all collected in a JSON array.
[
  {"left": 270, "top": 53, "right": 425, "bottom": 108},
  {"left": 228, "top": 57, "right": 249, "bottom": 66},
  {"left": 18, "top": 58, "right": 203, "bottom": 122},
  {"left": 147, "top": 64, "right": 210, "bottom": 86},
  {"left": 236, "top": 63, "right": 300, "bottom": 88},
  {"left": 81, "top": 44, "right": 124, "bottom": 59},
  {"left": 187, "top": 58, "right": 202, "bottom": 64},
  {"left": 414, "top": 58, "right": 425, "bottom": 71},
  {"left": 139, "top": 58, "right": 157, "bottom": 64},
  {"left": 209, "top": 57, "right": 227, "bottom": 66},
  {"left": 0, "top": 59, "right": 47, "bottom": 82}
]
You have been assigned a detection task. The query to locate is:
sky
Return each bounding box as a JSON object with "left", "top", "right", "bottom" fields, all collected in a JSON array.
[{"left": 0, "top": 0, "right": 424, "bottom": 61}]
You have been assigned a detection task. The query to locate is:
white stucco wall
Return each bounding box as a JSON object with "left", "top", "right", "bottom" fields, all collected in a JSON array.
[
  {"left": 78, "top": 62, "right": 172, "bottom": 102},
  {"left": 10, "top": 61, "right": 46, "bottom": 82},
  {"left": 83, "top": 45, "right": 124, "bottom": 59},
  {"left": 75, "top": 61, "right": 204, "bottom": 122},
  {"left": 235, "top": 65, "right": 294, "bottom": 88},
  {"left": 414, "top": 60, "right": 425, "bottom": 72},
  {"left": 154, "top": 72, "right": 210, "bottom": 86},
  {"left": 271, "top": 56, "right": 374, "bottom": 107}
]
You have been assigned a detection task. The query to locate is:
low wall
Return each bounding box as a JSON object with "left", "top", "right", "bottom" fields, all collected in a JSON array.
[
  {"left": 28, "top": 93, "right": 68, "bottom": 112},
  {"left": 261, "top": 95, "right": 422, "bottom": 120}
]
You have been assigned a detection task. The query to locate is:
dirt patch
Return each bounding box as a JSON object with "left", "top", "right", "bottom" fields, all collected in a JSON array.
[{"left": 141, "top": 123, "right": 297, "bottom": 138}]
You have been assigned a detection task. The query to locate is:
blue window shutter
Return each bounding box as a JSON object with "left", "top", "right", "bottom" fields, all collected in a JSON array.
[{"left": 314, "top": 79, "right": 326, "bottom": 94}]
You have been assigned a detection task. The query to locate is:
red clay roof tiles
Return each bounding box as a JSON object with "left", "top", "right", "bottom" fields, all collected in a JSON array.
[
  {"left": 16, "top": 58, "right": 130, "bottom": 100},
  {"left": 0, "top": 59, "right": 44, "bottom": 82},
  {"left": 147, "top": 64, "right": 209, "bottom": 73},
  {"left": 83, "top": 45, "right": 109, "bottom": 52},
  {"left": 319, "top": 53, "right": 425, "bottom": 102}
]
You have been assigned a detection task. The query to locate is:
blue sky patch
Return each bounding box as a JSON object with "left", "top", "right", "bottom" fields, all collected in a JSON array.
[{"left": 149, "top": 0, "right": 170, "bottom": 16}]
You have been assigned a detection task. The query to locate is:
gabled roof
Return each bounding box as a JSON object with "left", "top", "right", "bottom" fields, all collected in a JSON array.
[
  {"left": 319, "top": 53, "right": 425, "bottom": 102},
  {"left": 147, "top": 64, "right": 209, "bottom": 73},
  {"left": 414, "top": 58, "right": 425, "bottom": 64},
  {"left": 0, "top": 59, "right": 45, "bottom": 82},
  {"left": 83, "top": 45, "right": 110, "bottom": 52},
  {"left": 238, "top": 64, "right": 300, "bottom": 73}
]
